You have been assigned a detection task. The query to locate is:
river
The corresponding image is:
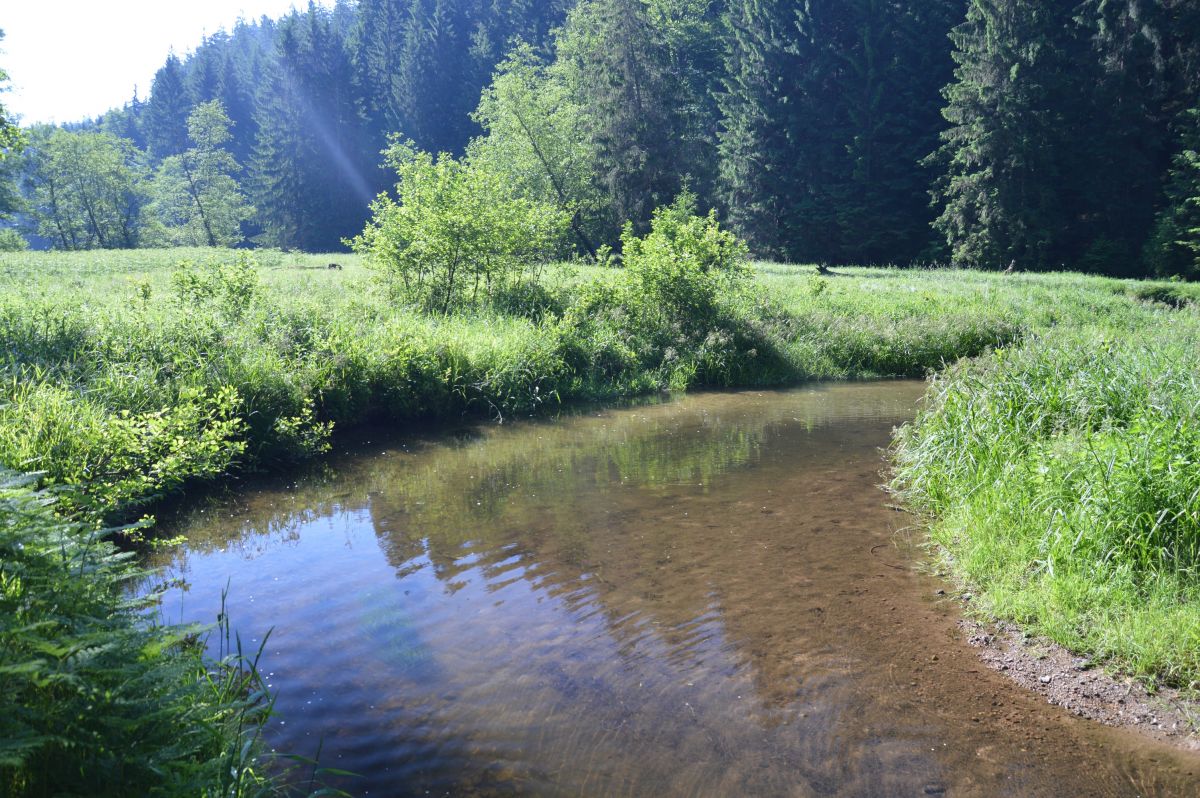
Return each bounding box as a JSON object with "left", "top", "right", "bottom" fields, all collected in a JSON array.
[{"left": 147, "top": 382, "right": 1199, "bottom": 796}]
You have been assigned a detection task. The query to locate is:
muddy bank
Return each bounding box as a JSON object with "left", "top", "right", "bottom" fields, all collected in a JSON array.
[{"left": 960, "top": 618, "right": 1199, "bottom": 750}]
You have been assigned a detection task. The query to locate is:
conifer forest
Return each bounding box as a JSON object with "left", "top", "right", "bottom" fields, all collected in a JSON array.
[{"left": 3, "top": 0, "right": 1200, "bottom": 277}]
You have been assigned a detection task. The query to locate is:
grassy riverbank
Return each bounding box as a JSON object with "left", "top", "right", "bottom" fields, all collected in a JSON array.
[
  {"left": 892, "top": 312, "right": 1200, "bottom": 689},
  {"left": 1, "top": 245, "right": 1198, "bottom": 792}
]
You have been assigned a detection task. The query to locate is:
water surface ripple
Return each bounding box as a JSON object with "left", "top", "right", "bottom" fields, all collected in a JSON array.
[{"left": 149, "top": 382, "right": 1200, "bottom": 796}]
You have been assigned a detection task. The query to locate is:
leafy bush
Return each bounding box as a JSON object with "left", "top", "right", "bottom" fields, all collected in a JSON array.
[
  {"left": 170, "top": 254, "right": 261, "bottom": 317},
  {"left": 620, "top": 191, "right": 749, "bottom": 329},
  {"left": 0, "top": 228, "right": 27, "bottom": 251},
  {"left": 556, "top": 194, "right": 782, "bottom": 389},
  {"left": 349, "top": 139, "right": 568, "bottom": 314}
]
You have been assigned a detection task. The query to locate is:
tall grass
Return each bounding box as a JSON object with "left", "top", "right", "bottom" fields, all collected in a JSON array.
[
  {"left": 0, "top": 250, "right": 1185, "bottom": 517},
  {"left": 892, "top": 313, "right": 1200, "bottom": 687}
]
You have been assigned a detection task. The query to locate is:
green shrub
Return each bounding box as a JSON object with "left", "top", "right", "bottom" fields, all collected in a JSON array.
[
  {"left": 170, "top": 254, "right": 261, "bottom": 317},
  {"left": 554, "top": 194, "right": 781, "bottom": 390},
  {"left": 348, "top": 139, "right": 568, "bottom": 314},
  {"left": 0, "top": 228, "right": 27, "bottom": 251},
  {"left": 620, "top": 191, "right": 750, "bottom": 330}
]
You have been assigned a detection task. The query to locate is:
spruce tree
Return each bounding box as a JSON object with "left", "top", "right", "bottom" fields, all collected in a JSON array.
[
  {"left": 354, "top": 0, "right": 410, "bottom": 153},
  {"left": 1071, "top": 0, "right": 1172, "bottom": 274},
  {"left": 717, "top": 0, "right": 809, "bottom": 259},
  {"left": 214, "top": 50, "right": 259, "bottom": 167},
  {"left": 719, "top": 0, "right": 957, "bottom": 264},
  {"left": 394, "top": 0, "right": 476, "bottom": 152},
  {"left": 99, "top": 91, "right": 148, "bottom": 152},
  {"left": 831, "top": 0, "right": 961, "bottom": 264},
  {"left": 187, "top": 35, "right": 225, "bottom": 105},
  {"left": 556, "top": 0, "right": 694, "bottom": 237},
  {"left": 249, "top": 6, "right": 372, "bottom": 250},
  {"left": 931, "top": 0, "right": 1092, "bottom": 270},
  {"left": 1145, "top": 108, "right": 1200, "bottom": 279},
  {"left": 144, "top": 54, "right": 193, "bottom": 159}
]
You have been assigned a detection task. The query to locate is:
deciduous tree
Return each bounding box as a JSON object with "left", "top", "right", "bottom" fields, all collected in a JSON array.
[
  {"left": 0, "top": 29, "right": 25, "bottom": 251},
  {"left": 349, "top": 138, "right": 568, "bottom": 312},
  {"left": 149, "top": 101, "right": 253, "bottom": 247},
  {"left": 469, "top": 44, "right": 601, "bottom": 256},
  {"left": 24, "top": 129, "right": 150, "bottom": 250}
]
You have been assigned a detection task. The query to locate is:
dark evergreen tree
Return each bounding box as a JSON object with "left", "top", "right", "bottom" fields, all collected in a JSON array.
[
  {"left": 717, "top": 0, "right": 809, "bottom": 259},
  {"left": 144, "top": 54, "right": 192, "bottom": 159},
  {"left": 354, "top": 0, "right": 411, "bottom": 153},
  {"left": 187, "top": 35, "right": 225, "bottom": 105},
  {"left": 394, "top": 0, "right": 478, "bottom": 152},
  {"left": 645, "top": 0, "right": 729, "bottom": 212},
  {"left": 219, "top": 18, "right": 280, "bottom": 168},
  {"left": 247, "top": 55, "right": 306, "bottom": 248},
  {"left": 210, "top": 50, "right": 254, "bottom": 167},
  {"left": 1068, "top": 0, "right": 1172, "bottom": 274},
  {"left": 830, "top": 0, "right": 961, "bottom": 264},
  {"left": 361, "top": 0, "right": 572, "bottom": 157},
  {"left": 99, "top": 90, "right": 148, "bottom": 151},
  {"left": 719, "top": 0, "right": 957, "bottom": 264},
  {"left": 1161, "top": 0, "right": 1200, "bottom": 118},
  {"left": 249, "top": 5, "right": 373, "bottom": 250},
  {"left": 931, "top": 1, "right": 1094, "bottom": 270},
  {"left": 1145, "top": 107, "right": 1200, "bottom": 278},
  {"left": 557, "top": 0, "right": 695, "bottom": 236}
]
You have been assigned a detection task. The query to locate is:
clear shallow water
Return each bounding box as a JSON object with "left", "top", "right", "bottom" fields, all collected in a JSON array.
[{"left": 148, "top": 382, "right": 1200, "bottom": 796}]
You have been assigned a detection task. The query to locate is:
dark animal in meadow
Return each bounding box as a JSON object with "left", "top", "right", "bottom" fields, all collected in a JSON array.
[
  {"left": 816, "top": 263, "right": 832, "bottom": 275},
  {"left": 327, "top": 262, "right": 343, "bottom": 270}
]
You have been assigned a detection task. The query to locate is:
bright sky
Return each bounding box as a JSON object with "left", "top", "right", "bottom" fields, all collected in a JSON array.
[{"left": 2, "top": 1, "right": 322, "bottom": 126}]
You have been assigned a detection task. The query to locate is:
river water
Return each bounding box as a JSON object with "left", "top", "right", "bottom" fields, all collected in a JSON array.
[{"left": 148, "top": 382, "right": 1199, "bottom": 796}]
